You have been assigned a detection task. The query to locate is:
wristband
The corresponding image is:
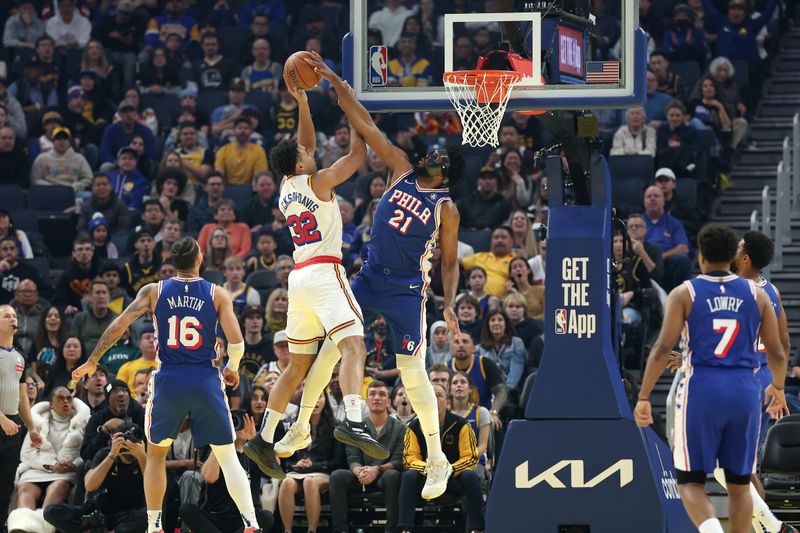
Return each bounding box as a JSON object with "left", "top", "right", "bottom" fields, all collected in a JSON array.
[{"left": 225, "top": 341, "right": 245, "bottom": 371}]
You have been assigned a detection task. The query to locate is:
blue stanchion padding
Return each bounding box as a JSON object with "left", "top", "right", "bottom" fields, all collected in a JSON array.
[{"left": 485, "top": 156, "right": 694, "bottom": 532}]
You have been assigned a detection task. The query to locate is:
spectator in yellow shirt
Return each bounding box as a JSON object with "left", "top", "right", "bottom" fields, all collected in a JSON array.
[
  {"left": 116, "top": 326, "right": 158, "bottom": 390},
  {"left": 461, "top": 227, "right": 517, "bottom": 298},
  {"left": 214, "top": 117, "right": 267, "bottom": 185}
]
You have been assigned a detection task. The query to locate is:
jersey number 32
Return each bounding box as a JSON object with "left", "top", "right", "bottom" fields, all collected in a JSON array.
[{"left": 287, "top": 212, "right": 322, "bottom": 246}]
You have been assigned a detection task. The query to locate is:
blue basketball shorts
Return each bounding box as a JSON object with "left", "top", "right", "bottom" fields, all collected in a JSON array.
[
  {"left": 351, "top": 265, "right": 428, "bottom": 358},
  {"left": 757, "top": 363, "right": 773, "bottom": 447},
  {"left": 672, "top": 365, "right": 761, "bottom": 477},
  {"left": 145, "top": 363, "right": 235, "bottom": 447}
]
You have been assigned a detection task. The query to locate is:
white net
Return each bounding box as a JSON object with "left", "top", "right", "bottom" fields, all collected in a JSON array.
[{"left": 443, "top": 70, "right": 523, "bottom": 148}]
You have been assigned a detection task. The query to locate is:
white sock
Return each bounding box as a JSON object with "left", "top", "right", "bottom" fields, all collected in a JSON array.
[
  {"left": 343, "top": 394, "right": 362, "bottom": 422},
  {"left": 210, "top": 444, "right": 260, "bottom": 528},
  {"left": 147, "top": 510, "right": 162, "bottom": 532},
  {"left": 260, "top": 408, "right": 282, "bottom": 443},
  {"left": 297, "top": 341, "right": 341, "bottom": 428},
  {"left": 698, "top": 517, "right": 725, "bottom": 533},
  {"left": 751, "top": 483, "right": 782, "bottom": 532}
]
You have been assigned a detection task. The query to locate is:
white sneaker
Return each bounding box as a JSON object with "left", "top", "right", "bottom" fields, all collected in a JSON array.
[
  {"left": 421, "top": 456, "right": 453, "bottom": 500},
  {"left": 274, "top": 422, "right": 311, "bottom": 458}
]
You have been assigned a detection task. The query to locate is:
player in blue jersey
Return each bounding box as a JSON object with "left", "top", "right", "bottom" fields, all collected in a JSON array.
[
  {"left": 713, "top": 230, "right": 795, "bottom": 533},
  {"left": 272, "top": 53, "right": 466, "bottom": 500},
  {"left": 635, "top": 224, "right": 788, "bottom": 533},
  {"left": 72, "top": 237, "right": 262, "bottom": 533}
]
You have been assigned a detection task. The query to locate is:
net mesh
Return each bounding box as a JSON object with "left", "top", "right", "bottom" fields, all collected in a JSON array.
[{"left": 443, "top": 70, "right": 523, "bottom": 148}]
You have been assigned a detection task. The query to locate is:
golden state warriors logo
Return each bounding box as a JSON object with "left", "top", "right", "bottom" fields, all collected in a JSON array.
[{"left": 555, "top": 309, "right": 567, "bottom": 334}]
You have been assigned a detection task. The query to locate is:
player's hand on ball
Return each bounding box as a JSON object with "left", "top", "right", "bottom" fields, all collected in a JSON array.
[
  {"left": 764, "top": 384, "right": 789, "bottom": 420},
  {"left": 284, "top": 75, "right": 308, "bottom": 105},
  {"left": 71, "top": 360, "right": 97, "bottom": 384},
  {"left": 223, "top": 367, "right": 240, "bottom": 390},
  {"left": 633, "top": 400, "right": 653, "bottom": 427},
  {"left": 308, "top": 52, "right": 336, "bottom": 81}
]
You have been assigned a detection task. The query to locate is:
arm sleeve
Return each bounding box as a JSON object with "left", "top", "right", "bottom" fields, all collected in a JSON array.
[
  {"left": 19, "top": 430, "right": 46, "bottom": 470},
  {"left": 81, "top": 416, "right": 105, "bottom": 461},
  {"left": 672, "top": 217, "right": 690, "bottom": 247},
  {"left": 451, "top": 424, "right": 478, "bottom": 476},
  {"left": 402, "top": 427, "right": 426, "bottom": 473}
]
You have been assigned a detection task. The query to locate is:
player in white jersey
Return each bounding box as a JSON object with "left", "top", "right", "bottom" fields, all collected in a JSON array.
[{"left": 244, "top": 82, "right": 389, "bottom": 480}]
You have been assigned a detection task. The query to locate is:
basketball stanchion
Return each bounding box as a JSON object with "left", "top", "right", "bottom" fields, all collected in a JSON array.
[{"left": 484, "top": 155, "right": 695, "bottom": 532}]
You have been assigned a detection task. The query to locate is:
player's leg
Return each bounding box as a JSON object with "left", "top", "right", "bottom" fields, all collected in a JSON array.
[
  {"left": 713, "top": 467, "right": 787, "bottom": 532},
  {"left": 674, "top": 370, "right": 724, "bottom": 531},
  {"left": 385, "top": 288, "right": 451, "bottom": 500},
  {"left": 144, "top": 442, "right": 171, "bottom": 533},
  {"left": 310, "top": 264, "right": 388, "bottom": 459},
  {"left": 210, "top": 444, "right": 260, "bottom": 531},
  {"left": 726, "top": 472, "right": 755, "bottom": 533},
  {"left": 275, "top": 339, "right": 341, "bottom": 457},
  {"left": 676, "top": 478, "right": 724, "bottom": 532},
  {"left": 144, "top": 369, "right": 187, "bottom": 533},
  {"left": 190, "top": 368, "right": 261, "bottom": 531},
  {"left": 246, "top": 283, "right": 321, "bottom": 477}
]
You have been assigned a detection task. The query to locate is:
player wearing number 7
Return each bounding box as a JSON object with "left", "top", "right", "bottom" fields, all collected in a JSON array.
[
  {"left": 71, "top": 236, "right": 263, "bottom": 533},
  {"left": 635, "top": 224, "right": 788, "bottom": 533},
  {"left": 270, "top": 53, "right": 467, "bottom": 501}
]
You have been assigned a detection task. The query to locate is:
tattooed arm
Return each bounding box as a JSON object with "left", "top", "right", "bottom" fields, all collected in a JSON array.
[{"left": 72, "top": 284, "right": 157, "bottom": 382}]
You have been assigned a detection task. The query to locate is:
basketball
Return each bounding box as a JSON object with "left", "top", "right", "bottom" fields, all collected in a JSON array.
[{"left": 285, "top": 52, "right": 320, "bottom": 90}]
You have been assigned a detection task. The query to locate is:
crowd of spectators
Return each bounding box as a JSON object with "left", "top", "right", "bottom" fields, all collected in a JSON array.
[{"left": 0, "top": 0, "right": 788, "bottom": 531}]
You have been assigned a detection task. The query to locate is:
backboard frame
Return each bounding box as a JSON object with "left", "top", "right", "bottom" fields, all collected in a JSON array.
[{"left": 344, "top": 0, "right": 648, "bottom": 112}]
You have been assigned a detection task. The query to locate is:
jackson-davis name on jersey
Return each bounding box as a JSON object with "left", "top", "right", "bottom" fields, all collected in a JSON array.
[{"left": 280, "top": 191, "right": 320, "bottom": 213}]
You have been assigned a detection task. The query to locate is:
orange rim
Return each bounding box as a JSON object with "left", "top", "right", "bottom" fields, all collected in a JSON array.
[{"left": 443, "top": 70, "right": 523, "bottom": 105}]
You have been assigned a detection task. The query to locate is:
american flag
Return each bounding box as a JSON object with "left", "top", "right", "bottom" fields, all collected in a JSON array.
[{"left": 586, "top": 61, "right": 620, "bottom": 83}]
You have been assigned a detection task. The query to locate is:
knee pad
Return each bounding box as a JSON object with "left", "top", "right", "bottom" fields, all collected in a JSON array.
[{"left": 396, "top": 355, "right": 427, "bottom": 389}]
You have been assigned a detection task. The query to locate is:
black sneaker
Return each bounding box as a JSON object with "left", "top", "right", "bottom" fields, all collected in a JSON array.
[
  {"left": 334, "top": 419, "right": 390, "bottom": 460},
  {"left": 243, "top": 433, "right": 285, "bottom": 479},
  {"left": 780, "top": 524, "right": 799, "bottom": 533}
]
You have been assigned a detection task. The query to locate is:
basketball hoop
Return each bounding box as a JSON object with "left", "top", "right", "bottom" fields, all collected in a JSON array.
[{"left": 443, "top": 70, "right": 522, "bottom": 148}]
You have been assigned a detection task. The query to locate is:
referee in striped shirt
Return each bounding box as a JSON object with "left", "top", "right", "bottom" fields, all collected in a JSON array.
[{"left": 0, "top": 304, "right": 41, "bottom": 529}]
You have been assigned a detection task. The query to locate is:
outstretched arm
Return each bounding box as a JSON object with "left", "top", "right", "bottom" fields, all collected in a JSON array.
[
  {"left": 438, "top": 201, "right": 461, "bottom": 337},
  {"left": 288, "top": 79, "right": 316, "bottom": 154},
  {"left": 307, "top": 52, "right": 412, "bottom": 179},
  {"left": 312, "top": 126, "right": 367, "bottom": 199},
  {"left": 72, "top": 284, "right": 155, "bottom": 381}
]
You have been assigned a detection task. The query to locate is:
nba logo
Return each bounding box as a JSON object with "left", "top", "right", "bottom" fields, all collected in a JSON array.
[
  {"left": 369, "top": 45, "right": 387, "bottom": 87},
  {"left": 555, "top": 309, "right": 567, "bottom": 334}
]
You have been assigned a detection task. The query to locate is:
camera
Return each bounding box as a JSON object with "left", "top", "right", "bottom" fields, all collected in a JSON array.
[
  {"left": 122, "top": 426, "right": 144, "bottom": 443},
  {"left": 80, "top": 493, "right": 107, "bottom": 533},
  {"left": 231, "top": 409, "right": 246, "bottom": 432}
]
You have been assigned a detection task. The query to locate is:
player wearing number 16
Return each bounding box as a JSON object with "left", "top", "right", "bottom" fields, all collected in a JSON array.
[
  {"left": 634, "top": 224, "right": 788, "bottom": 533},
  {"left": 71, "top": 237, "right": 262, "bottom": 533}
]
